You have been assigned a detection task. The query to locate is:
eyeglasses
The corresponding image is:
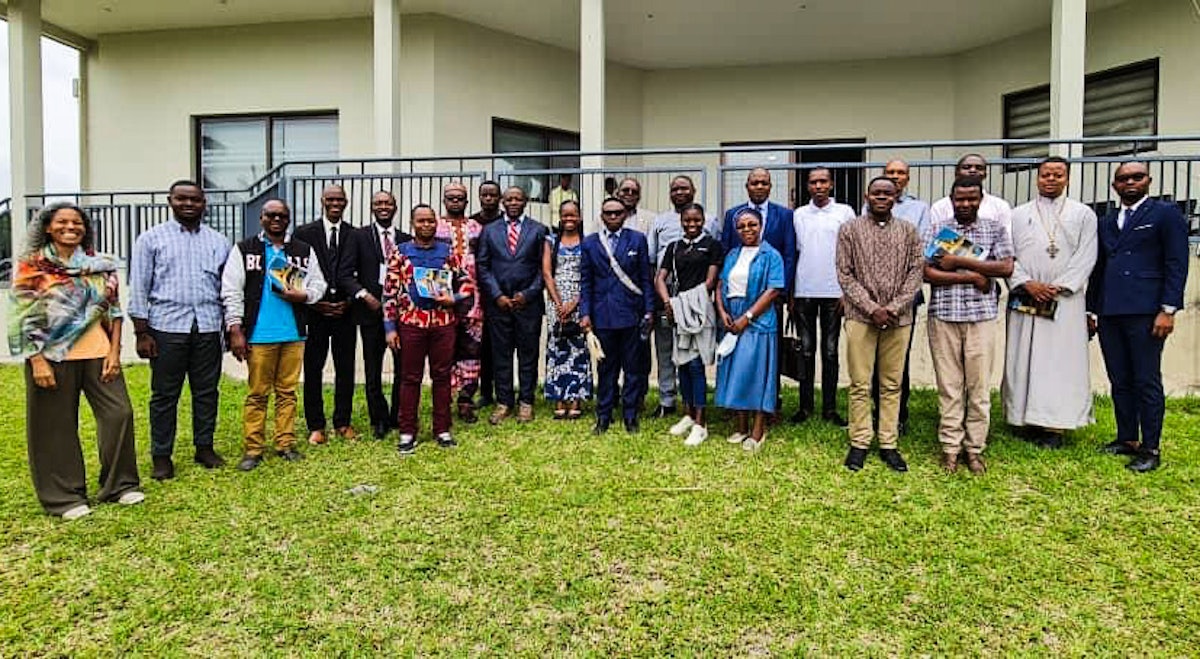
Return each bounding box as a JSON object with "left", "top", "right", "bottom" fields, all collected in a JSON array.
[
  {"left": 617, "top": 188, "right": 639, "bottom": 194},
  {"left": 1115, "top": 173, "right": 1148, "bottom": 183},
  {"left": 601, "top": 209, "right": 626, "bottom": 217},
  {"left": 443, "top": 195, "right": 467, "bottom": 202},
  {"left": 263, "top": 211, "right": 290, "bottom": 220}
]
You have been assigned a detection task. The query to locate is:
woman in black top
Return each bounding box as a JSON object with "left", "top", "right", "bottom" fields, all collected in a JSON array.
[{"left": 654, "top": 203, "right": 724, "bottom": 446}]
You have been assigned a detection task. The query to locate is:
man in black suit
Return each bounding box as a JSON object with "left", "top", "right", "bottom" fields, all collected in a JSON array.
[
  {"left": 338, "top": 190, "right": 412, "bottom": 439},
  {"left": 1087, "top": 162, "right": 1189, "bottom": 472},
  {"left": 293, "top": 184, "right": 358, "bottom": 445},
  {"left": 476, "top": 186, "right": 548, "bottom": 425}
]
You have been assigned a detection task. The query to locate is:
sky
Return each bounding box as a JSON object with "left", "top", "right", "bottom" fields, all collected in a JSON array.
[{"left": 0, "top": 20, "right": 82, "bottom": 201}]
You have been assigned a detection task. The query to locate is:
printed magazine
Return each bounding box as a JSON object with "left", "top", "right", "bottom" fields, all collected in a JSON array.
[
  {"left": 925, "top": 227, "right": 989, "bottom": 261},
  {"left": 413, "top": 267, "right": 453, "bottom": 298}
]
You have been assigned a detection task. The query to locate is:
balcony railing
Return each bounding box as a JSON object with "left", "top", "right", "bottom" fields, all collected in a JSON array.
[{"left": 13, "top": 135, "right": 1200, "bottom": 267}]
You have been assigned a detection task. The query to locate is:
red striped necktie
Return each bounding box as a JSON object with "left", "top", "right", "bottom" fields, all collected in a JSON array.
[{"left": 507, "top": 218, "right": 520, "bottom": 254}]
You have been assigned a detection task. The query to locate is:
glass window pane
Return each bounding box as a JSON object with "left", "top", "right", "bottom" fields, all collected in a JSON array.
[
  {"left": 199, "top": 119, "right": 267, "bottom": 190},
  {"left": 271, "top": 115, "right": 339, "bottom": 167},
  {"left": 722, "top": 150, "right": 791, "bottom": 209}
]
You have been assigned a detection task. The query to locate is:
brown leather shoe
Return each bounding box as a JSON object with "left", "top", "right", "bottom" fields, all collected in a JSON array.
[
  {"left": 517, "top": 402, "right": 534, "bottom": 423},
  {"left": 308, "top": 430, "right": 328, "bottom": 446},
  {"left": 941, "top": 452, "right": 958, "bottom": 474},
  {"left": 965, "top": 453, "right": 987, "bottom": 475},
  {"left": 334, "top": 426, "right": 359, "bottom": 441},
  {"left": 488, "top": 404, "right": 510, "bottom": 425}
]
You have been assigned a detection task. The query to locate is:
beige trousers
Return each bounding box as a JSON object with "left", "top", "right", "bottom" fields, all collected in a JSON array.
[
  {"left": 845, "top": 320, "right": 912, "bottom": 450},
  {"left": 244, "top": 342, "right": 305, "bottom": 455},
  {"left": 927, "top": 317, "right": 995, "bottom": 455}
]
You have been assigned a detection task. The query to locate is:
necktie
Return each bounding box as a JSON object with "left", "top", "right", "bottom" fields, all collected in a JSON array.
[
  {"left": 1119, "top": 207, "right": 1130, "bottom": 230},
  {"left": 329, "top": 227, "right": 338, "bottom": 256},
  {"left": 507, "top": 219, "right": 520, "bottom": 255},
  {"left": 608, "top": 231, "right": 619, "bottom": 254},
  {"left": 381, "top": 228, "right": 394, "bottom": 259}
]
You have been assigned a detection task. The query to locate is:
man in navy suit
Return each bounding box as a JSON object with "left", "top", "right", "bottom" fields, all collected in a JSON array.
[
  {"left": 1087, "top": 162, "right": 1189, "bottom": 472},
  {"left": 338, "top": 190, "right": 411, "bottom": 439},
  {"left": 721, "top": 167, "right": 797, "bottom": 414},
  {"left": 476, "top": 186, "right": 548, "bottom": 425},
  {"left": 580, "top": 197, "right": 655, "bottom": 435}
]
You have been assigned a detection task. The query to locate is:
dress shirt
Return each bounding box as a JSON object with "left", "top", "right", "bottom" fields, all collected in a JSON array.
[
  {"left": 793, "top": 200, "right": 856, "bottom": 298},
  {"left": 1118, "top": 195, "right": 1148, "bottom": 230},
  {"left": 128, "top": 219, "right": 231, "bottom": 333}
]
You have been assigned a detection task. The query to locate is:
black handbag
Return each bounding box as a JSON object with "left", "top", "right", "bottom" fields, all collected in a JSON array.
[{"left": 779, "top": 312, "right": 805, "bottom": 383}]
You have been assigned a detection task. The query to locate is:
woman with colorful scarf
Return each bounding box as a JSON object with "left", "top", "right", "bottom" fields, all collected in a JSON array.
[{"left": 9, "top": 203, "right": 143, "bottom": 520}]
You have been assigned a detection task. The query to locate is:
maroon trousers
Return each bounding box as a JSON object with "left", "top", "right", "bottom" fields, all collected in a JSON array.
[{"left": 398, "top": 323, "right": 456, "bottom": 437}]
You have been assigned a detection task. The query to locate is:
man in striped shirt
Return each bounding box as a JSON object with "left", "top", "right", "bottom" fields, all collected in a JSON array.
[{"left": 129, "top": 180, "right": 231, "bottom": 480}]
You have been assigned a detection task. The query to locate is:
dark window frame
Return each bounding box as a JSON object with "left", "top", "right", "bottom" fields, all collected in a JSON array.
[
  {"left": 192, "top": 110, "right": 339, "bottom": 188},
  {"left": 1002, "top": 58, "right": 1160, "bottom": 163},
  {"left": 491, "top": 117, "right": 580, "bottom": 203}
]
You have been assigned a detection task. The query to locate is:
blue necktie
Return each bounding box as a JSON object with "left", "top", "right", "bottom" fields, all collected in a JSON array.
[{"left": 608, "top": 232, "right": 619, "bottom": 254}]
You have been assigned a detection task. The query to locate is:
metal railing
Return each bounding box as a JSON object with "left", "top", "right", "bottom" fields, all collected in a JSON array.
[{"left": 15, "top": 135, "right": 1200, "bottom": 266}]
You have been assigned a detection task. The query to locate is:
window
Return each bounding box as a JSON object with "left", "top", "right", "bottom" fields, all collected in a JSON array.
[
  {"left": 1003, "top": 59, "right": 1159, "bottom": 159},
  {"left": 492, "top": 118, "right": 579, "bottom": 202},
  {"left": 195, "top": 113, "right": 339, "bottom": 190}
]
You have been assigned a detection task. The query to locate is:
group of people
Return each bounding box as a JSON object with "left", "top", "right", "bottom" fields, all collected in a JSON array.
[{"left": 10, "top": 153, "right": 1188, "bottom": 520}]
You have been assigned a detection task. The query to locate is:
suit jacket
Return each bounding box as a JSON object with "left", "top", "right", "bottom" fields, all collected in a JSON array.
[
  {"left": 476, "top": 215, "right": 548, "bottom": 307},
  {"left": 337, "top": 222, "right": 413, "bottom": 325},
  {"left": 1086, "top": 198, "right": 1189, "bottom": 317},
  {"left": 721, "top": 200, "right": 797, "bottom": 294},
  {"left": 294, "top": 220, "right": 353, "bottom": 304},
  {"left": 579, "top": 229, "right": 655, "bottom": 330}
]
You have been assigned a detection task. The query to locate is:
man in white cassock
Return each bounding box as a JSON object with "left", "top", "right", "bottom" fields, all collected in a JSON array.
[{"left": 1002, "top": 156, "right": 1097, "bottom": 447}]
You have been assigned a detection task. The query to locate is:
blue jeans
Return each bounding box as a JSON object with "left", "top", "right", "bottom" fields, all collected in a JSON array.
[{"left": 677, "top": 356, "right": 707, "bottom": 409}]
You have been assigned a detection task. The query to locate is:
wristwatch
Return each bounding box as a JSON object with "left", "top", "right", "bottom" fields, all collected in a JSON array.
[
  {"left": 743, "top": 310, "right": 755, "bottom": 321},
  {"left": 1161, "top": 305, "right": 1178, "bottom": 316}
]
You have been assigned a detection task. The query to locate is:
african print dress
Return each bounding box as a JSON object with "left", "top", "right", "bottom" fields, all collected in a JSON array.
[
  {"left": 544, "top": 239, "right": 593, "bottom": 402},
  {"left": 436, "top": 217, "right": 484, "bottom": 401}
]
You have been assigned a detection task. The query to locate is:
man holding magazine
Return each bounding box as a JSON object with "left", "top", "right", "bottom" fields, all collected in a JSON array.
[
  {"left": 921, "top": 178, "right": 1014, "bottom": 475},
  {"left": 1002, "top": 157, "right": 1098, "bottom": 449}
]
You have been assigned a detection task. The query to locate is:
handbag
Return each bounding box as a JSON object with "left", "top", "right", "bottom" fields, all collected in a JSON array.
[{"left": 779, "top": 311, "right": 805, "bottom": 383}]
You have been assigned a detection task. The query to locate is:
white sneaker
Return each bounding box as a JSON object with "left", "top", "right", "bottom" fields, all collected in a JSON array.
[
  {"left": 683, "top": 425, "right": 709, "bottom": 446},
  {"left": 62, "top": 504, "right": 91, "bottom": 521},
  {"left": 726, "top": 431, "right": 748, "bottom": 445},
  {"left": 669, "top": 416, "right": 695, "bottom": 436},
  {"left": 742, "top": 436, "right": 764, "bottom": 452},
  {"left": 117, "top": 491, "right": 146, "bottom": 506}
]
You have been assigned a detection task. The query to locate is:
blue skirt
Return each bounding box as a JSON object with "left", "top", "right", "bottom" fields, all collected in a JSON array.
[{"left": 714, "top": 297, "right": 778, "bottom": 413}]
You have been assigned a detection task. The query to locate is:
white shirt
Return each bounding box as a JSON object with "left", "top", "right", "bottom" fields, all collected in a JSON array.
[
  {"left": 727, "top": 246, "right": 759, "bottom": 298},
  {"left": 930, "top": 191, "right": 1013, "bottom": 234},
  {"left": 375, "top": 222, "right": 398, "bottom": 253},
  {"left": 1118, "top": 195, "right": 1148, "bottom": 230},
  {"left": 793, "top": 200, "right": 855, "bottom": 298}
]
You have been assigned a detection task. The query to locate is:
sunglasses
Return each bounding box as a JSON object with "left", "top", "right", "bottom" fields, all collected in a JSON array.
[
  {"left": 263, "top": 211, "right": 290, "bottom": 220},
  {"left": 601, "top": 209, "right": 626, "bottom": 216}
]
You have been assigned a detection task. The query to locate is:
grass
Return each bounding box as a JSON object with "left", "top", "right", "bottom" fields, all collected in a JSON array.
[{"left": 2, "top": 364, "right": 1199, "bottom": 655}]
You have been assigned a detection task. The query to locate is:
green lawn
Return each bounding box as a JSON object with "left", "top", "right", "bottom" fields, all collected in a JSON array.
[{"left": 1, "top": 364, "right": 1198, "bottom": 655}]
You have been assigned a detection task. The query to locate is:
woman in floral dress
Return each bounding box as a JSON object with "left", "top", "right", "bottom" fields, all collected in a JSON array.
[{"left": 540, "top": 200, "right": 592, "bottom": 419}]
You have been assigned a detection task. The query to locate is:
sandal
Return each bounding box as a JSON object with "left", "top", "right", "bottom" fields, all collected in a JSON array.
[
  {"left": 567, "top": 408, "right": 583, "bottom": 420},
  {"left": 553, "top": 408, "right": 568, "bottom": 420}
]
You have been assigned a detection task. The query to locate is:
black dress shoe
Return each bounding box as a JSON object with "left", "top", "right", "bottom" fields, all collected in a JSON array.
[
  {"left": 624, "top": 417, "right": 640, "bottom": 434},
  {"left": 789, "top": 409, "right": 811, "bottom": 424},
  {"left": 844, "top": 447, "right": 868, "bottom": 471},
  {"left": 592, "top": 418, "right": 610, "bottom": 435},
  {"left": 823, "top": 412, "right": 849, "bottom": 428},
  {"left": 653, "top": 405, "right": 677, "bottom": 419},
  {"left": 1126, "top": 451, "right": 1161, "bottom": 473},
  {"left": 276, "top": 449, "right": 304, "bottom": 462},
  {"left": 236, "top": 454, "right": 262, "bottom": 472},
  {"left": 151, "top": 455, "right": 175, "bottom": 481},
  {"left": 1101, "top": 439, "right": 1139, "bottom": 456},
  {"left": 193, "top": 446, "right": 225, "bottom": 469},
  {"left": 879, "top": 448, "right": 909, "bottom": 473}
]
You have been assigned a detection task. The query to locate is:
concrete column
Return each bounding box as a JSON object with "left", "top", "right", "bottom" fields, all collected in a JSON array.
[
  {"left": 373, "top": 0, "right": 403, "bottom": 157},
  {"left": 1049, "top": 0, "right": 1086, "bottom": 159},
  {"left": 8, "top": 0, "right": 45, "bottom": 254},
  {"left": 579, "top": 0, "right": 605, "bottom": 233}
]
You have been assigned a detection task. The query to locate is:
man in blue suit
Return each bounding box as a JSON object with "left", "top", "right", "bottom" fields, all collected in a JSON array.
[
  {"left": 580, "top": 197, "right": 655, "bottom": 435},
  {"left": 1087, "top": 162, "right": 1189, "bottom": 472},
  {"left": 476, "top": 186, "right": 549, "bottom": 425},
  {"left": 721, "top": 167, "right": 796, "bottom": 414}
]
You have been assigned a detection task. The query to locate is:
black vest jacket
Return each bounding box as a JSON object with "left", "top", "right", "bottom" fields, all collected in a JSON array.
[{"left": 236, "top": 236, "right": 315, "bottom": 341}]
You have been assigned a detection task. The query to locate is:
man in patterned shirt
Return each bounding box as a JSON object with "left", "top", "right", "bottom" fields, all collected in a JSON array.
[
  {"left": 922, "top": 178, "right": 1015, "bottom": 475},
  {"left": 129, "top": 180, "right": 231, "bottom": 481}
]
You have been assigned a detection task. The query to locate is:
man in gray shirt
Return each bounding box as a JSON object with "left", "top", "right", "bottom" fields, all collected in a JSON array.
[{"left": 646, "top": 175, "right": 720, "bottom": 417}]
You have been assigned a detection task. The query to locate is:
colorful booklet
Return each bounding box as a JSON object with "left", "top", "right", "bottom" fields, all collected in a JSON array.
[
  {"left": 1008, "top": 287, "right": 1058, "bottom": 319},
  {"left": 925, "top": 227, "right": 989, "bottom": 261},
  {"left": 412, "top": 266, "right": 453, "bottom": 298},
  {"left": 268, "top": 263, "right": 306, "bottom": 293}
]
